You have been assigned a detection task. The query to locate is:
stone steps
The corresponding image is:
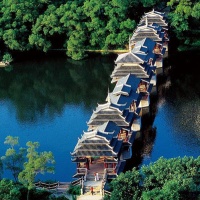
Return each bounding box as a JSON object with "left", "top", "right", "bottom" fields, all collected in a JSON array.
[
  {"left": 86, "top": 173, "right": 104, "bottom": 181},
  {"left": 84, "top": 185, "right": 102, "bottom": 195},
  {"left": 86, "top": 176, "right": 103, "bottom": 181}
]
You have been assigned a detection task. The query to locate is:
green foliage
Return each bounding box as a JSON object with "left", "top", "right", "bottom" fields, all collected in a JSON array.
[
  {"left": 140, "top": 0, "right": 160, "bottom": 8},
  {"left": 0, "top": 0, "right": 199, "bottom": 59},
  {"left": 1, "top": 136, "right": 26, "bottom": 182},
  {"left": 0, "top": 0, "right": 139, "bottom": 60},
  {"left": 62, "top": 0, "right": 88, "bottom": 60},
  {"left": 67, "top": 184, "right": 81, "bottom": 196},
  {"left": 0, "top": 0, "right": 47, "bottom": 51},
  {"left": 18, "top": 141, "right": 55, "bottom": 200},
  {"left": 0, "top": 179, "right": 21, "bottom": 200},
  {"left": 167, "top": 0, "right": 200, "bottom": 51},
  {"left": 2, "top": 52, "right": 13, "bottom": 63},
  {"left": 50, "top": 195, "right": 69, "bottom": 200},
  {"left": 109, "top": 168, "right": 141, "bottom": 200},
  {"left": 192, "top": 2, "right": 200, "bottom": 19},
  {"left": 108, "top": 156, "right": 200, "bottom": 200}
]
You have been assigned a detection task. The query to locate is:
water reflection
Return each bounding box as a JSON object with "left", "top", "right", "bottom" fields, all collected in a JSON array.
[
  {"left": 0, "top": 52, "right": 116, "bottom": 124},
  {"left": 128, "top": 51, "right": 200, "bottom": 169},
  {"left": 0, "top": 52, "right": 117, "bottom": 181},
  {"left": 0, "top": 50, "right": 199, "bottom": 181}
]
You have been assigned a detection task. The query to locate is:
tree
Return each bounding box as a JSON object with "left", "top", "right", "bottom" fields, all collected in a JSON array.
[
  {"left": 0, "top": 179, "right": 21, "bottom": 200},
  {"left": 18, "top": 141, "right": 55, "bottom": 200},
  {"left": 1, "top": 136, "right": 26, "bottom": 182},
  {"left": 109, "top": 168, "right": 141, "bottom": 200},
  {"left": 66, "top": 184, "right": 81, "bottom": 200},
  {"left": 2, "top": 52, "right": 13, "bottom": 63},
  {"left": 29, "top": 4, "right": 64, "bottom": 52},
  {"left": 139, "top": 0, "right": 165, "bottom": 8},
  {"left": 167, "top": 0, "right": 200, "bottom": 51},
  {"left": 61, "top": 0, "right": 88, "bottom": 60},
  {"left": 103, "top": 0, "right": 136, "bottom": 50},
  {"left": 107, "top": 156, "right": 200, "bottom": 200}
]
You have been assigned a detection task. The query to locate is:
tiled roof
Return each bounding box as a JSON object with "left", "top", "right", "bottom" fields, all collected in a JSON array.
[
  {"left": 115, "top": 52, "right": 143, "bottom": 64},
  {"left": 138, "top": 9, "right": 168, "bottom": 27},
  {"left": 71, "top": 121, "right": 125, "bottom": 157},
  {"left": 131, "top": 24, "right": 165, "bottom": 42},
  {"left": 112, "top": 84, "right": 132, "bottom": 96}
]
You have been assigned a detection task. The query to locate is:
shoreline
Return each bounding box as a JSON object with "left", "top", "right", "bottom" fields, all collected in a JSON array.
[{"left": 0, "top": 61, "right": 9, "bottom": 67}]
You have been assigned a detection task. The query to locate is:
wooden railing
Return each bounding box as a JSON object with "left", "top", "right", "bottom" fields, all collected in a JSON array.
[
  {"left": 35, "top": 181, "right": 59, "bottom": 190},
  {"left": 104, "top": 190, "right": 111, "bottom": 196},
  {"left": 71, "top": 178, "right": 82, "bottom": 186},
  {"left": 71, "top": 177, "right": 85, "bottom": 195}
]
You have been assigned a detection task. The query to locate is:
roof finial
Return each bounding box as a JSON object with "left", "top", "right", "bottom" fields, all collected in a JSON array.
[
  {"left": 129, "top": 35, "right": 131, "bottom": 52},
  {"left": 106, "top": 87, "right": 111, "bottom": 103},
  {"left": 145, "top": 16, "right": 148, "bottom": 26}
]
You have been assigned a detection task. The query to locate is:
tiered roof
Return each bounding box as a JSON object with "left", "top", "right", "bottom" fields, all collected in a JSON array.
[
  {"left": 115, "top": 52, "right": 144, "bottom": 64},
  {"left": 109, "top": 74, "right": 142, "bottom": 106},
  {"left": 71, "top": 10, "right": 167, "bottom": 172},
  {"left": 111, "top": 63, "right": 150, "bottom": 81},
  {"left": 71, "top": 121, "right": 123, "bottom": 158},
  {"left": 111, "top": 38, "right": 158, "bottom": 83},
  {"left": 132, "top": 37, "right": 166, "bottom": 58},
  {"left": 87, "top": 101, "right": 134, "bottom": 129},
  {"left": 138, "top": 9, "right": 168, "bottom": 27},
  {"left": 130, "top": 23, "right": 165, "bottom": 44}
]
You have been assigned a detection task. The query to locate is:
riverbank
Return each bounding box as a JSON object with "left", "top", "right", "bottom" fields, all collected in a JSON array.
[
  {"left": 86, "top": 49, "right": 129, "bottom": 53},
  {"left": 0, "top": 61, "right": 9, "bottom": 67},
  {"left": 50, "top": 49, "right": 129, "bottom": 53}
]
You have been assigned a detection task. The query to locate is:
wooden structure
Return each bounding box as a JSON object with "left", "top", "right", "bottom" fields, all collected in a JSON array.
[
  {"left": 130, "top": 23, "right": 168, "bottom": 51},
  {"left": 132, "top": 37, "right": 166, "bottom": 69},
  {"left": 71, "top": 121, "right": 137, "bottom": 180},
  {"left": 0, "top": 61, "right": 9, "bottom": 67},
  {"left": 87, "top": 100, "right": 140, "bottom": 131},
  {"left": 138, "top": 9, "right": 168, "bottom": 27},
  {"left": 71, "top": 9, "right": 170, "bottom": 196},
  {"left": 109, "top": 73, "right": 153, "bottom": 113},
  {"left": 111, "top": 51, "right": 153, "bottom": 83},
  {"left": 133, "top": 9, "right": 169, "bottom": 51},
  {"left": 111, "top": 37, "right": 162, "bottom": 85}
]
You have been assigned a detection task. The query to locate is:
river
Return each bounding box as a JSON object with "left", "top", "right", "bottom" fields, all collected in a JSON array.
[{"left": 0, "top": 50, "right": 199, "bottom": 182}]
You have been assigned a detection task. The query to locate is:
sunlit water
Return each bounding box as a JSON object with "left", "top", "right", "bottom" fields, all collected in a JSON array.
[{"left": 0, "top": 51, "right": 199, "bottom": 182}]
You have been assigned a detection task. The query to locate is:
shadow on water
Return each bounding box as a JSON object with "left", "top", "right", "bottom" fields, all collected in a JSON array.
[
  {"left": 0, "top": 51, "right": 118, "bottom": 181},
  {"left": 124, "top": 50, "right": 200, "bottom": 171},
  {"left": 124, "top": 64, "right": 168, "bottom": 171},
  {"left": 124, "top": 104, "right": 158, "bottom": 171},
  {"left": 1, "top": 49, "right": 199, "bottom": 180}
]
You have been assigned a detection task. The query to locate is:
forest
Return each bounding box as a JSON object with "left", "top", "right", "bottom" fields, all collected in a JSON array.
[
  {"left": 0, "top": 0, "right": 199, "bottom": 60},
  {"left": 104, "top": 156, "right": 200, "bottom": 200}
]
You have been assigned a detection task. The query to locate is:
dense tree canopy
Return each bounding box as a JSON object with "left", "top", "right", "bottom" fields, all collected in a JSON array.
[
  {"left": 167, "top": 0, "right": 200, "bottom": 51},
  {"left": 106, "top": 156, "right": 200, "bottom": 200},
  {"left": 0, "top": 0, "right": 199, "bottom": 60},
  {"left": 0, "top": 179, "right": 21, "bottom": 200}
]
